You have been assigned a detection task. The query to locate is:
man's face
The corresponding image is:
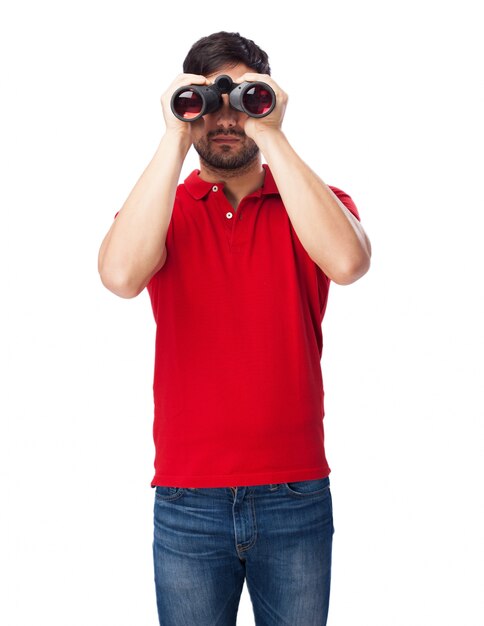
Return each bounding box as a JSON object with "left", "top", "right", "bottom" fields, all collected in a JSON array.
[{"left": 189, "top": 62, "right": 260, "bottom": 171}]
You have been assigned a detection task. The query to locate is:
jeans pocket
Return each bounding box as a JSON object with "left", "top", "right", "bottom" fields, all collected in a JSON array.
[
  {"left": 154, "top": 485, "right": 185, "bottom": 501},
  {"left": 283, "top": 476, "right": 330, "bottom": 496}
]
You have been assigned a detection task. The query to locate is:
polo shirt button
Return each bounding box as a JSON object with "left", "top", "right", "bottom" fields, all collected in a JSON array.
[
  {"left": 212, "top": 185, "right": 218, "bottom": 192},
  {"left": 226, "top": 212, "right": 233, "bottom": 219}
]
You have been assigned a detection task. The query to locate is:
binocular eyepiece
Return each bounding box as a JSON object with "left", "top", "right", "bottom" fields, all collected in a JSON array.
[{"left": 171, "top": 74, "right": 276, "bottom": 122}]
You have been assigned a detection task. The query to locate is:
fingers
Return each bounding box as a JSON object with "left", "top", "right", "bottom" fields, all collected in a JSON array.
[
  {"left": 232, "top": 72, "right": 272, "bottom": 84},
  {"left": 173, "top": 73, "right": 209, "bottom": 86},
  {"left": 161, "top": 73, "right": 209, "bottom": 101}
]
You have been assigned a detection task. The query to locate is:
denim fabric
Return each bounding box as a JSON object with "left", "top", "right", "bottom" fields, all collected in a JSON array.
[{"left": 152, "top": 476, "right": 334, "bottom": 625}]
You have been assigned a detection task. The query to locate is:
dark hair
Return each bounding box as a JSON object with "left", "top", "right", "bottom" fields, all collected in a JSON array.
[{"left": 182, "top": 31, "right": 271, "bottom": 77}]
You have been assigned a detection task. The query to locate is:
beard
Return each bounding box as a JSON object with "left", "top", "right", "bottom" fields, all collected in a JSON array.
[{"left": 192, "top": 130, "right": 260, "bottom": 172}]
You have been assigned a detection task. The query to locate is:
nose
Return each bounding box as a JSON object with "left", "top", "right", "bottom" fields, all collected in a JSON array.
[{"left": 215, "top": 93, "right": 238, "bottom": 128}]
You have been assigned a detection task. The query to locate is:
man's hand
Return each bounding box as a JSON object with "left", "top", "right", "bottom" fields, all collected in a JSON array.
[
  {"left": 160, "top": 73, "right": 209, "bottom": 138},
  {"left": 233, "top": 73, "right": 288, "bottom": 142}
]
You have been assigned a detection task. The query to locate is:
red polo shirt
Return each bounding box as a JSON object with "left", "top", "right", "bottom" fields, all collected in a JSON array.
[{"left": 114, "top": 163, "right": 360, "bottom": 487}]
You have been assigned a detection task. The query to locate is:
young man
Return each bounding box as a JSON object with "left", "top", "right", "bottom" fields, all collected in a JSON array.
[{"left": 98, "top": 31, "right": 371, "bottom": 626}]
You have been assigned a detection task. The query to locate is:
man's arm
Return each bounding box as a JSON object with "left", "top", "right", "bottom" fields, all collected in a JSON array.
[
  {"left": 98, "top": 73, "right": 207, "bottom": 298},
  {"left": 237, "top": 72, "right": 371, "bottom": 285},
  {"left": 98, "top": 131, "right": 190, "bottom": 298},
  {"left": 257, "top": 130, "right": 371, "bottom": 285}
]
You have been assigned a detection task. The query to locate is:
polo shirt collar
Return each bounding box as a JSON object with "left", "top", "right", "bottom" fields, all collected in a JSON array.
[{"left": 184, "top": 163, "right": 279, "bottom": 200}]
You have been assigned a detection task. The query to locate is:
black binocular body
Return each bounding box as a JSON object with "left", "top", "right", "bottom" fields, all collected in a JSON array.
[{"left": 170, "top": 74, "right": 276, "bottom": 122}]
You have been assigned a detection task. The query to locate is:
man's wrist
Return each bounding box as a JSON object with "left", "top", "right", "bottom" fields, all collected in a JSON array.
[
  {"left": 253, "top": 127, "right": 287, "bottom": 155},
  {"left": 162, "top": 128, "right": 192, "bottom": 153}
]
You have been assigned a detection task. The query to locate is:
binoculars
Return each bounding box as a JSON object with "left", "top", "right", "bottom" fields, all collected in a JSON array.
[{"left": 171, "top": 74, "right": 276, "bottom": 122}]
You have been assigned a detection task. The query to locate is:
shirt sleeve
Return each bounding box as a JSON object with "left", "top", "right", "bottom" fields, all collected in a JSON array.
[{"left": 327, "top": 185, "right": 361, "bottom": 221}]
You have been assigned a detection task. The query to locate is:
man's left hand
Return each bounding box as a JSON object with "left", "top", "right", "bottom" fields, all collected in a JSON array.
[{"left": 233, "top": 73, "right": 288, "bottom": 142}]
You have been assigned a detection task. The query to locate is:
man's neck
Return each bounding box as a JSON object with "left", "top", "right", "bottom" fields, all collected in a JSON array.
[{"left": 198, "top": 157, "right": 265, "bottom": 211}]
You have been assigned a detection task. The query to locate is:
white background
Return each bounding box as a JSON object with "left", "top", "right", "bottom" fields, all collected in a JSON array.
[{"left": 1, "top": 1, "right": 483, "bottom": 624}]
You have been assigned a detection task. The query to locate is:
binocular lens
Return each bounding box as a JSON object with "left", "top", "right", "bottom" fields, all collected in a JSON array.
[
  {"left": 242, "top": 85, "right": 274, "bottom": 116},
  {"left": 172, "top": 89, "right": 204, "bottom": 120},
  {"left": 171, "top": 76, "right": 276, "bottom": 121}
]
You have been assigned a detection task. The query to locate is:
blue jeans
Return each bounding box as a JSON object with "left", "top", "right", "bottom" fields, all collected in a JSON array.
[{"left": 152, "top": 476, "right": 334, "bottom": 625}]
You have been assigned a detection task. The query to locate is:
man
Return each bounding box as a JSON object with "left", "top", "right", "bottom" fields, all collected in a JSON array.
[{"left": 98, "top": 31, "right": 371, "bottom": 626}]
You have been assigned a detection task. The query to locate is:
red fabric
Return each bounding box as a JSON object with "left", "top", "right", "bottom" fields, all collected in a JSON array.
[{"left": 115, "top": 164, "right": 360, "bottom": 487}]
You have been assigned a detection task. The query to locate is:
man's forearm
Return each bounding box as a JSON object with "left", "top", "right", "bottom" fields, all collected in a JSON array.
[
  {"left": 98, "top": 131, "right": 191, "bottom": 297},
  {"left": 257, "top": 129, "right": 371, "bottom": 284}
]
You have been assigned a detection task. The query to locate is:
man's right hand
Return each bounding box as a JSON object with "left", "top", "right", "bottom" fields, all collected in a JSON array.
[{"left": 160, "top": 73, "right": 209, "bottom": 138}]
